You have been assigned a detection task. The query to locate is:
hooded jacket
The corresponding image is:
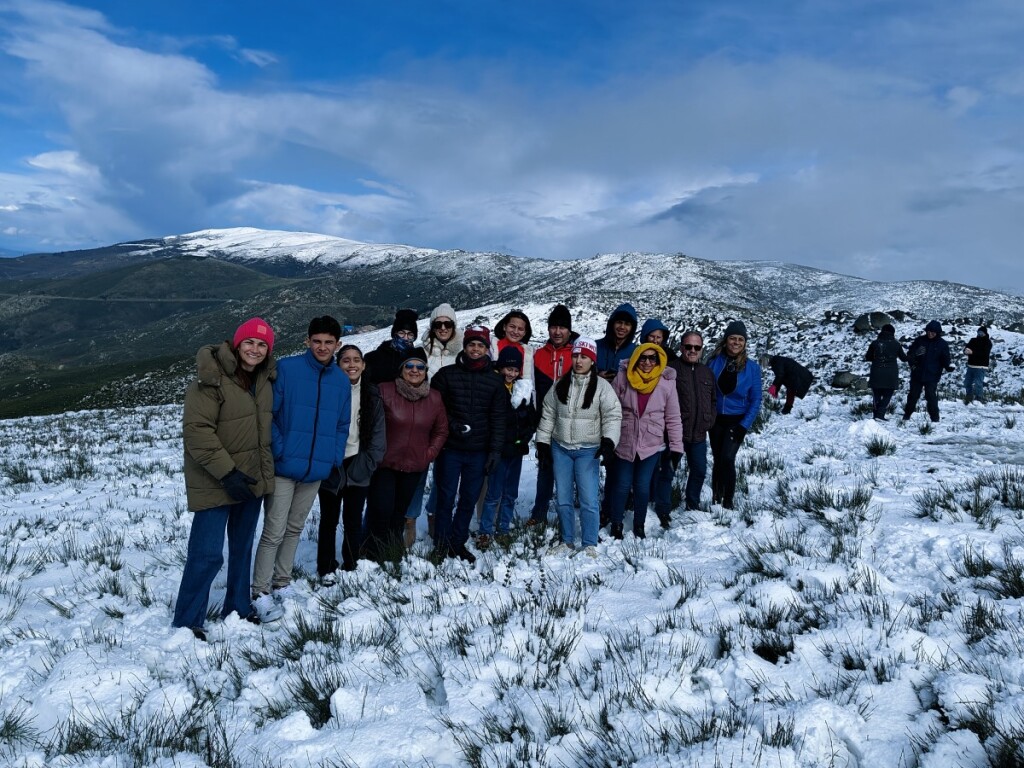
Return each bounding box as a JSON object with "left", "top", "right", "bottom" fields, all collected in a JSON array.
[
  {"left": 612, "top": 355, "right": 684, "bottom": 461},
  {"left": 595, "top": 303, "right": 638, "bottom": 376},
  {"left": 865, "top": 327, "right": 908, "bottom": 390},
  {"left": 183, "top": 342, "right": 276, "bottom": 512},
  {"left": 639, "top": 318, "right": 678, "bottom": 362},
  {"left": 907, "top": 321, "right": 952, "bottom": 384},
  {"left": 272, "top": 348, "right": 352, "bottom": 482}
]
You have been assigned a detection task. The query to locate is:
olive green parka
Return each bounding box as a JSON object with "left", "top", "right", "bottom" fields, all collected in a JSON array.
[{"left": 183, "top": 341, "right": 276, "bottom": 511}]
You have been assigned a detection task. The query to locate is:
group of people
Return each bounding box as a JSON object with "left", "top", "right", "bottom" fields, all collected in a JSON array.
[
  {"left": 172, "top": 304, "right": 773, "bottom": 638},
  {"left": 865, "top": 321, "right": 992, "bottom": 422},
  {"left": 173, "top": 301, "right": 990, "bottom": 639}
]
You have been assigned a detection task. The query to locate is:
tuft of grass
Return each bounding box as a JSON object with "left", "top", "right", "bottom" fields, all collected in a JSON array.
[{"left": 865, "top": 435, "right": 897, "bottom": 457}]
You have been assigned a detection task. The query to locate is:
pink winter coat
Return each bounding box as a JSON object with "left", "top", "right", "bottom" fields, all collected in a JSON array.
[{"left": 612, "top": 362, "right": 684, "bottom": 461}]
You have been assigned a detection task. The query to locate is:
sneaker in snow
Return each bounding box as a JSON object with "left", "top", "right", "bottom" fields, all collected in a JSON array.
[
  {"left": 252, "top": 593, "right": 284, "bottom": 623},
  {"left": 548, "top": 543, "right": 573, "bottom": 556},
  {"left": 581, "top": 546, "right": 598, "bottom": 558},
  {"left": 319, "top": 572, "right": 338, "bottom": 587},
  {"left": 272, "top": 584, "right": 297, "bottom": 603}
]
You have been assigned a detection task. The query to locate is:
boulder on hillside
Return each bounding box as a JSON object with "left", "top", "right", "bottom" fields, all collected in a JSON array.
[
  {"left": 853, "top": 311, "right": 895, "bottom": 333},
  {"left": 831, "top": 370, "right": 870, "bottom": 391}
]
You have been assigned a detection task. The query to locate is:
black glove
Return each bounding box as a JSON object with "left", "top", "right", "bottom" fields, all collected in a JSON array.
[
  {"left": 670, "top": 451, "right": 683, "bottom": 471},
  {"left": 598, "top": 437, "right": 617, "bottom": 466},
  {"left": 536, "top": 442, "right": 553, "bottom": 469},
  {"left": 732, "top": 425, "right": 748, "bottom": 445},
  {"left": 484, "top": 452, "right": 500, "bottom": 475},
  {"left": 221, "top": 469, "right": 258, "bottom": 502}
]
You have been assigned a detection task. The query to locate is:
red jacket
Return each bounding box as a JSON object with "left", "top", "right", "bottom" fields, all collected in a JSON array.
[
  {"left": 377, "top": 383, "right": 449, "bottom": 473},
  {"left": 534, "top": 339, "right": 575, "bottom": 404}
]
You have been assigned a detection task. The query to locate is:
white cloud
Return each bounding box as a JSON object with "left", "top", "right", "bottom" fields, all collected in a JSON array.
[{"left": 0, "top": 0, "right": 1023, "bottom": 291}]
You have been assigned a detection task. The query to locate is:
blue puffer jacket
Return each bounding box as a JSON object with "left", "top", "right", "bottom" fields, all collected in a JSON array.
[
  {"left": 272, "top": 349, "right": 352, "bottom": 482},
  {"left": 707, "top": 354, "right": 762, "bottom": 429},
  {"left": 595, "top": 302, "right": 638, "bottom": 376}
]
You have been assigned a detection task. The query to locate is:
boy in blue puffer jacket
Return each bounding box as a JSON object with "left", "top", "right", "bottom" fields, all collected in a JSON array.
[{"left": 251, "top": 316, "right": 351, "bottom": 621}]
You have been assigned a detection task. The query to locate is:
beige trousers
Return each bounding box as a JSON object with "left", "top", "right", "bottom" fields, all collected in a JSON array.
[{"left": 251, "top": 476, "right": 320, "bottom": 595}]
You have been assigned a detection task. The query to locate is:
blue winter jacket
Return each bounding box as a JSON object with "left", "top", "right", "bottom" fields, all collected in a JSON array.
[
  {"left": 706, "top": 354, "right": 763, "bottom": 429},
  {"left": 595, "top": 302, "right": 638, "bottom": 376},
  {"left": 272, "top": 349, "right": 352, "bottom": 482}
]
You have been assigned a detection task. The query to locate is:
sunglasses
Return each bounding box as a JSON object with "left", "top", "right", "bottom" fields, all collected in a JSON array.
[
  {"left": 637, "top": 354, "right": 659, "bottom": 363},
  {"left": 432, "top": 320, "right": 455, "bottom": 330},
  {"left": 682, "top": 344, "right": 703, "bottom": 351},
  {"left": 403, "top": 361, "right": 427, "bottom": 371}
]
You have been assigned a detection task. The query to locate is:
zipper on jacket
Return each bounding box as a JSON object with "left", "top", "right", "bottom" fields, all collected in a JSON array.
[{"left": 304, "top": 365, "right": 325, "bottom": 481}]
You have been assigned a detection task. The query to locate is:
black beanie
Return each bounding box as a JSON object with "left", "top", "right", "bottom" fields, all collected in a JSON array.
[
  {"left": 547, "top": 304, "right": 572, "bottom": 330},
  {"left": 723, "top": 320, "right": 748, "bottom": 340},
  {"left": 392, "top": 309, "right": 419, "bottom": 337}
]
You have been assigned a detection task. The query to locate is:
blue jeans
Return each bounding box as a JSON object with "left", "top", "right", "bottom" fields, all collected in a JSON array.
[
  {"left": 965, "top": 368, "right": 986, "bottom": 401},
  {"left": 552, "top": 441, "right": 601, "bottom": 547},
  {"left": 530, "top": 458, "right": 555, "bottom": 522},
  {"left": 650, "top": 450, "right": 674, "bottom": 515},
  {"left": 434, "top": 448, "right": 488, "bottom": 549},
  {"left": 173, "top": 498, "right": 263, "bottom": 629},
  {"left": 480, "top": 455, "right": 525, "bottom": 535},
  {"left": 682, "top": 440, "right": 708, "bottom": 510},
  {"left": 609, "top": 453, "right": 661, "bottom": 533}
]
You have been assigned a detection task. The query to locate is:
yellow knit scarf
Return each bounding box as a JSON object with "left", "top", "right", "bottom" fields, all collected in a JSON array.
[{"left": 625, "top": 343, "right": 667, "bottom": 394}]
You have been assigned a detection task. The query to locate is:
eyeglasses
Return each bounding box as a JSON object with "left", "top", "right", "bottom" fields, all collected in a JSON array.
[
  {"left": 395, "top": 330, "right": 416, "bottom": 340},
  {"left": 403, "top": 361, "right": 427, "bottom": 371},
  {"left": 682, "top": 344, "right": 703, "bottom": 352},
  {"left": 637, "top": 354, "right": 659, "bottom": 363},
  {"left": 432, "top": 320, "right": 455, "bottom": 330}
]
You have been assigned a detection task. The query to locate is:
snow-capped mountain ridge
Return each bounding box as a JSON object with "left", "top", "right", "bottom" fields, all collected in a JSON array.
[{"left": 161, "top": 227, "right": 1024, "bottom": 324}]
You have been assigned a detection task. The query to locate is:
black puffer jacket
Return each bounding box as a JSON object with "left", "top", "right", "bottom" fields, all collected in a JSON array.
[
  {"left": 431, "top": 353, "right": 507, "bottom": 453},
  {"left": 865, "top": 328, "right": 908, "bottom": 389},
  {"left": 364, "top": 340, "right": 407, "bottom": 385},
  {"left": 668, "top": 360, "right": 717, "bottom": 443},
  {"left": 768, "top": 355, "right": 814, "bottom": 398}
]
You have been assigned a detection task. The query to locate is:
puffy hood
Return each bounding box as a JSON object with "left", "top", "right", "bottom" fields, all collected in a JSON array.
[
  {"left": 603, "top": 302, "right": 638, "bottom": 339},
  {"left": 925, "top": 320, "right": 944, "bottom": 335},
  {"left": 640, "top": 318, "right": 669, "bottom": 343},
  {"left": 197, "top": 341, "right": 276, "bottom": 386}
]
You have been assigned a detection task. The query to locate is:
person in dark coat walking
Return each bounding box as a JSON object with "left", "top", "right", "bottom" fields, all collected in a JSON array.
[
  {"left": 364, "top": 309, "right": 420, "bottom": 385},
  {"left": 764, "top": 355, "right": 814, "bottom": 414},
  {"left": 666, "top": 331, "right": 717, "bottom": 511},
  {"left": 316, "top": 345, "right": 386, "bottom": 578},
  {"left": 431, "top": 325, "right": 507, "bottom": 563},
  {"left": 864, "top": 324, "right": 908, "bottom": 420},
  {"left": 903, "top": 320, "right": 954, "bottom": 422},
  {"left": 963, "top": 326, "right": 993, "bottom": 404}
]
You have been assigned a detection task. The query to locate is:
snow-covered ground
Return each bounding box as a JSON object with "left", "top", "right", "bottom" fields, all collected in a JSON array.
[{"left": 2, "top": 382, "right": 1024, "bottom": 767}]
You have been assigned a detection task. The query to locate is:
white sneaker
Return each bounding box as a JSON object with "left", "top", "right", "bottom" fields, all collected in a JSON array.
[
  {"left": 253, "top": 593, "right": 284, "bottom": 622},
  {"left": 272, "top": 584, "right": 297, "bottom": 603},
  {"left": 581, "top": 546, "right": 598, "bottom": 558},
  {"left": 548, "top": 543, "right": 573, "bottom": 556}
]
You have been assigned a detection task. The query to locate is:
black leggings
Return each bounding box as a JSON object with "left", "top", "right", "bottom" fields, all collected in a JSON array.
[
  {"left": 709, "top": 414, "right": 743, "bottom": 509},
  {"left": 317, "top": 477, "right": 369, "bottom": 574}
]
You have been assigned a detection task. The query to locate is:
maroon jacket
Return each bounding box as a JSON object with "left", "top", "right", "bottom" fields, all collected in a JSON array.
[{"left": 378, "top": 382, "right": 449, "bottom": 473}]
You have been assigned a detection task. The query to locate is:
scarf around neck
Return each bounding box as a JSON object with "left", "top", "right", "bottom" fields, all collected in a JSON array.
[
  {"left": 396, "top": 377, "right": 430, "bottom": 401},
  {"left": 626, "top": 342, "right": 667, "bottom": 394}
]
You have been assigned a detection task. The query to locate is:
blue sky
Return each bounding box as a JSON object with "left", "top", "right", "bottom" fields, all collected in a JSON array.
[{"left": 1, "top": 1, "right": 1023, "bottom": 293}]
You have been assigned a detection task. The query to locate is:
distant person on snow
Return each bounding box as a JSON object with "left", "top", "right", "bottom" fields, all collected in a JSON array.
[
  {"left": 364, "top": 308, "right": 420, "bottom": 385},
  {"left": 173, "top": 317, "right": 276, "bottom": 640},
  {"left": 902, "top": 320, "right": 954, "bottom": 423},
  {"left": 706, "top": 321, "right": 762, "bottom": 509},
  {"left": 963, "top": 326, "right": 993, "bottom": 404},
  {"left": 864, "top": 323, "right": 908, "bottom": 421},
  {"left": 251, "top": 316, "right": 351, "bottom": 622},
  {"left": 763, "top": 355, "right": 814, "bottom": 415}
]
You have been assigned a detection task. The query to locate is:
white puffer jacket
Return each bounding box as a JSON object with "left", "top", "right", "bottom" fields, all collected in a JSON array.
[{"left": 536, "top": 372, "right": 621, "bottom": 450}]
